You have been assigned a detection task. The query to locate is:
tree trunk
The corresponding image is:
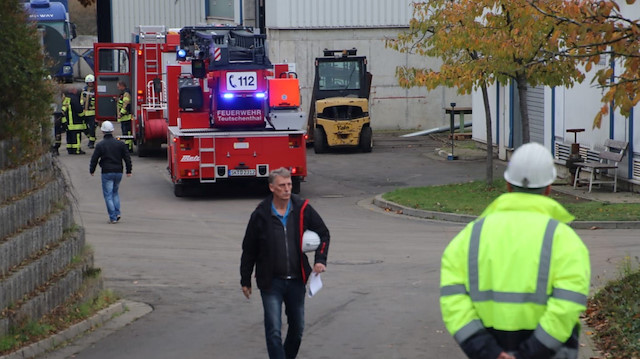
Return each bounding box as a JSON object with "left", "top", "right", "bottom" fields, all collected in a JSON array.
[
  {"left": 480, "top": 83, "right": 493, "bottom": 186},
  {"left": 515, "top": 73, "right": 530, "bottom": 144}
]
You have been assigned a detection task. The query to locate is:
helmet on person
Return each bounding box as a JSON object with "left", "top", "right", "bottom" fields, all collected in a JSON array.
[
  {"left": 503, "top": 142, "right": 557, "bottom": 188},
  {"left": 84, "top": 74, "right": 95, "bottom": 83},
  {"left": 101, "top": 120, "right": 114, "bottom": 132},
  {"left": 302, "top": 230, "right": 321, "bottom": 252}
]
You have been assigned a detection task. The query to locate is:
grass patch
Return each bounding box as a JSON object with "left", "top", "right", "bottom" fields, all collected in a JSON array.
[
  {"left": 585, "top": 257, "right": 640, "bottom": 358},
  {"left": 382, "top": 179, "right": 640, "bottom": 221},
  {"left": 0, "top": 289, "right": 118, "bottom": 355}
]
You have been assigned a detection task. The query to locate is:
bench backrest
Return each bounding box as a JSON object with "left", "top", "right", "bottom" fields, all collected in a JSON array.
[{"left": 599, "top": 139, "right": 628, "bottom": 163}]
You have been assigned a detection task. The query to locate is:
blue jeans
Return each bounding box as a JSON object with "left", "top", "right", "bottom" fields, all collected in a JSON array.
[
  {"left": 101, "top": 172, "right": 123, "bottom": 221},
  {"left": 260, "top": 278, "right": 306, "bottom": 359}
]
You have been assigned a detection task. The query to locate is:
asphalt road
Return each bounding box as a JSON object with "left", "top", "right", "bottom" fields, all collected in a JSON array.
[{"left": 43, "top": 133, "right": 639, "bottom": 359}]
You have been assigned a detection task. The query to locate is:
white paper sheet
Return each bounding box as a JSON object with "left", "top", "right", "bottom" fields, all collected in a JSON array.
[{"left": 308, "top": 272, "right": 323, "bottom": 298}]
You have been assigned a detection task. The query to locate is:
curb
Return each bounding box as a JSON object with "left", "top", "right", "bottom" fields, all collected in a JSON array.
[
  {"left": 0, "top": 300, "right": 152, "bottom": 359},
  {"left": 373, "top": 195, "right": 640, "bottom": 229}
]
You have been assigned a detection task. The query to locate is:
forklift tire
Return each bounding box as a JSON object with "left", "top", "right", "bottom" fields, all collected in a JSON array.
[
  {"left": 360, "top": 126, "right": 373, "bottom": 153},
  {"left": 292, "top": 177, "right": 301, "bottom": 194},
  {"left": 314, "top": 127, "right": 327, "bottom": 154}
]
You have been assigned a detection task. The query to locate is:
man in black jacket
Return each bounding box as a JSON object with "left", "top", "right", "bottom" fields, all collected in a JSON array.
[
  {"left": 89, "top": 121, "right": 132, "bottom": 224},
  {"left": 241, "top": 167, "right": 330, "bottom": 359}
]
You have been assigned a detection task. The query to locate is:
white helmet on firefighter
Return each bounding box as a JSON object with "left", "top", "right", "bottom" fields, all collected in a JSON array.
[
  {"left": 84, "top": 74, "right": 95, "bottom": 83},
  {"left": 504, "top": 142, "right": 557, "bottom": 188},
  {"left": 101, "top": 120, "right": 114, "bottom": 133},
  {"left": 302, "top": 230, "right": 320, "bottom": 252}
]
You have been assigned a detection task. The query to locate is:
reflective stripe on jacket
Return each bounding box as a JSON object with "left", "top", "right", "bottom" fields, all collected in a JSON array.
[
  {"left": 62, "top": 94, "right": 86, "bottom": 131},
  {"left": 440, "top": 192, "right": 590, "bottom": 354},
  {"left": 80, "top": 88, "right": 95, "bottom": 116},
  {"left": 117, "top": 90, "right": 132, "bottom": 122}
]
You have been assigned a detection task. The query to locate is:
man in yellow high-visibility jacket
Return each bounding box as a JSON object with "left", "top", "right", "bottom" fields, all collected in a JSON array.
[{"left": 440, "top": 142, "right": 590, "bottom": 359}]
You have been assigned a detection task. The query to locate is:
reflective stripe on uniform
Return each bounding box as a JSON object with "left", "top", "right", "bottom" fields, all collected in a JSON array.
[
  {"left": 467, "top": 218, "right": 556, "bottom": 304},
  {"left": 453, "top": 319, "right": 485, "bottom": 344},
  {"left": 440, "top": 284, "right": 467, "bottom": 296},
  {"left": 440, "top": 217, "right": 588, "bottom": 305},
  {"left": 534, "top": 324, "right": 564, "bottom": 351},
  {"left": 461, "top": 218, "right": 586, "bottom": 306},
  {"left": 552, "top": 288, "right": 587, "bottom": 306}
]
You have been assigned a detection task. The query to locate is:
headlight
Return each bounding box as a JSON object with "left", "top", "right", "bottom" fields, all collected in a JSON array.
[{"left": 62, "top": 66, "right": 72, "bottom": 74}]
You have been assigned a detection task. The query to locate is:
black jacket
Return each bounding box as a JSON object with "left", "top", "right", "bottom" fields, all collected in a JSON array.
[
  {"left": 240, "top": 194, "right": 330, "bottom": 290},
  {"left": 89, "top": 134, "right": 133, "bottom": 174}
]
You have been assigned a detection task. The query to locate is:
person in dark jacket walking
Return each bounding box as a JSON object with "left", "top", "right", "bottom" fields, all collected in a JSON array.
[
  {"left": 241, "top": 167, "right": 330, "bottom": 359},
  {"left": 89, "top": 121, "right": 132, "bottom": 224}
]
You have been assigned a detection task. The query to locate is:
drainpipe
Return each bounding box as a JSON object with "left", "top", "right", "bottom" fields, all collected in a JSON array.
[
  {"left": 610, "top": 60, "right": 615, "bottom": 139},
  {"left": 629, "top": 108, "right": 634, "bottom": 180},
  {"left": 496, "top": 81, "right": 500, "bottom": 147},
  {"left": 509, "top": 81, "right": 514, "bottom": 148},
  {"left": 551, "top": 87, "right": 556, "bottom": 156}
]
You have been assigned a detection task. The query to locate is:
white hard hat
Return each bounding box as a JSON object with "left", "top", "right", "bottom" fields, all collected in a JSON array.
[
  {"left": 101, "top": 120, "right": 114, "bottom": 132},
  {"left": 504, "top": 142, "right": 557, "bottom": 188},
  {"left": 85, "top": 74, "right": 95, "bottom": 83},
  {"left": 302, "top": 230, "right": 321, "bottom": 252}
]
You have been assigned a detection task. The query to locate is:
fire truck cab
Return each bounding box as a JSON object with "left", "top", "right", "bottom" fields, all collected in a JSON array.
[
  {"left": 95, "top": 25, "right": 307, "bottom": 196},
  {"left": 167, "top": 26, "right": 307, "bottom": 196}
]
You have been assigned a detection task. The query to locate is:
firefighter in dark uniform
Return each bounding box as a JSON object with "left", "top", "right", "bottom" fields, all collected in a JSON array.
[
  {"left": 116, "top": 81, "right": 134, "bottom": 152},
  {"left": 81, "top": 74, "right": 97, "bottom": 149},
  {"left": 62, "top": 86, "right": 86, "bottom": 155},
  {"left": 51, "top": 106, "right": 65, "bottom": 156}
]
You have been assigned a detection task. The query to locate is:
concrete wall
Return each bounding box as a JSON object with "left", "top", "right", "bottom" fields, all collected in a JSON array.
[
  {"left": 0, "top": 150, "right": 100, "bottom": 336},
  {"left": 267, "top": 28, "right": 472, "bottom": 131}
]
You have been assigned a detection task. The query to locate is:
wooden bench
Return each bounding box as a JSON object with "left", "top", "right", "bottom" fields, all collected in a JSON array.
[{"left": 573, "top": 139, "right": 628, "bottom": 192}]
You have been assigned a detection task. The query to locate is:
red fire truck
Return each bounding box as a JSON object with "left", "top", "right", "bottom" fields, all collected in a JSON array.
[
  {"left": 95, "top": 26, "right": 307, "bottom": 196},
  {"left": 94, "top": 25, "right": 176, "bottom": 157}
]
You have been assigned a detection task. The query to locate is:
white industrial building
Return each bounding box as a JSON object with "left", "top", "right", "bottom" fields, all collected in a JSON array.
[
  {"left": 470, "top": 3, "right": 639, "bottom": 189},
  {"left": 106, "top": 0, "right": 472, "bottom": 131}
]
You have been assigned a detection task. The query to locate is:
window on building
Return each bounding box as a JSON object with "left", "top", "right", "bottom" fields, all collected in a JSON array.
[{"left": 208, "top": 0, "right": 234, "bottom": 20}]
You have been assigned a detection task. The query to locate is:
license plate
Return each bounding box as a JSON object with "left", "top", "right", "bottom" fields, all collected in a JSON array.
[{"left": 229, "top": 169, "right": 256, "bottom": 177}]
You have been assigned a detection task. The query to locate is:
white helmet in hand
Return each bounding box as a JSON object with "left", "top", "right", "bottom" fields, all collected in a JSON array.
[{"left": 302, "top": 230, "right": 320, "bottom": 252}]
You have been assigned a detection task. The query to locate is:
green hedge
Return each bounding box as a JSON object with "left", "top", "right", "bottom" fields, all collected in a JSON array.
[{"left": 0, "top": 0, "right": 56, "bottom": 167}]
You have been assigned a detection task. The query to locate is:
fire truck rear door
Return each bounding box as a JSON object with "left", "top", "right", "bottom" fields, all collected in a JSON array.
[{"left": 93, "top": 43, "right": 135, "bottom": 123}]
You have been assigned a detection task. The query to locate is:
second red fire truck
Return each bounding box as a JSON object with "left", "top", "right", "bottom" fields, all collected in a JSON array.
[{"left": 94, "top": 25, "right": 307, "bottom": 196}]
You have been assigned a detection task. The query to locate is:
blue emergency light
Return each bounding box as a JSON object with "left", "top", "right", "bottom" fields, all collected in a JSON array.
[
  {"left": 177, "top": 49, "right": 187, "bottom": 61},
  {"left": 222, "top": 93, "right": 234, "bottom": 99}
]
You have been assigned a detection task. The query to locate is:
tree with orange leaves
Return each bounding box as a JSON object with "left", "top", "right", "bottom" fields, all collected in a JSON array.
[
  {"left": 527, "top": 0, "right": 639, "bottom": 129},
  {"left": 387, "top": 0, "right": 587, "bottom": 146},
  {"left": 387, "top": 0, "right": 589, "bottom": 186}
]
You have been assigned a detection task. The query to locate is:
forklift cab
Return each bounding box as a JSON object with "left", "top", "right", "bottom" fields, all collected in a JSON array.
[{"left": 308, "top": 48, "right": 372, "bottom": 153}]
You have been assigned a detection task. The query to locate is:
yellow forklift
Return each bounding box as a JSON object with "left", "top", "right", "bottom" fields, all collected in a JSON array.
[{"left": 308, "top": 48, "right": 373, "bottom": 153}]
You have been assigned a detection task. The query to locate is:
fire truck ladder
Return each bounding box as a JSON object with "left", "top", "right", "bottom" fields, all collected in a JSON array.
[
  {"left": 199, "top": 138, "right": 217, "bottom": 183},
  {"left": 138, "top": 25, "right": 165, "bottom": 78},
  {"left": 138, "top": 26, "right": 168, "bottom": 133}
]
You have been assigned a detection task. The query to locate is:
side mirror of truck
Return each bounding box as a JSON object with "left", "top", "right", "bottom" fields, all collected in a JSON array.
[{"left": 70, "top": 23, "right": 77, "bottom": 40}]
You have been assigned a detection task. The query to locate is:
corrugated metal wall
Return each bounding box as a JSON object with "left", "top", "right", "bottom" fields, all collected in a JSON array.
[
  {"left": 527, "top": 85, "right": 545, "bottom": 145},
  {"left": 266, "top": 0, "right": 414, "bottom": 29},
  {"left": 111, "top": 0, "right": 206, "bottom": 42}
]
